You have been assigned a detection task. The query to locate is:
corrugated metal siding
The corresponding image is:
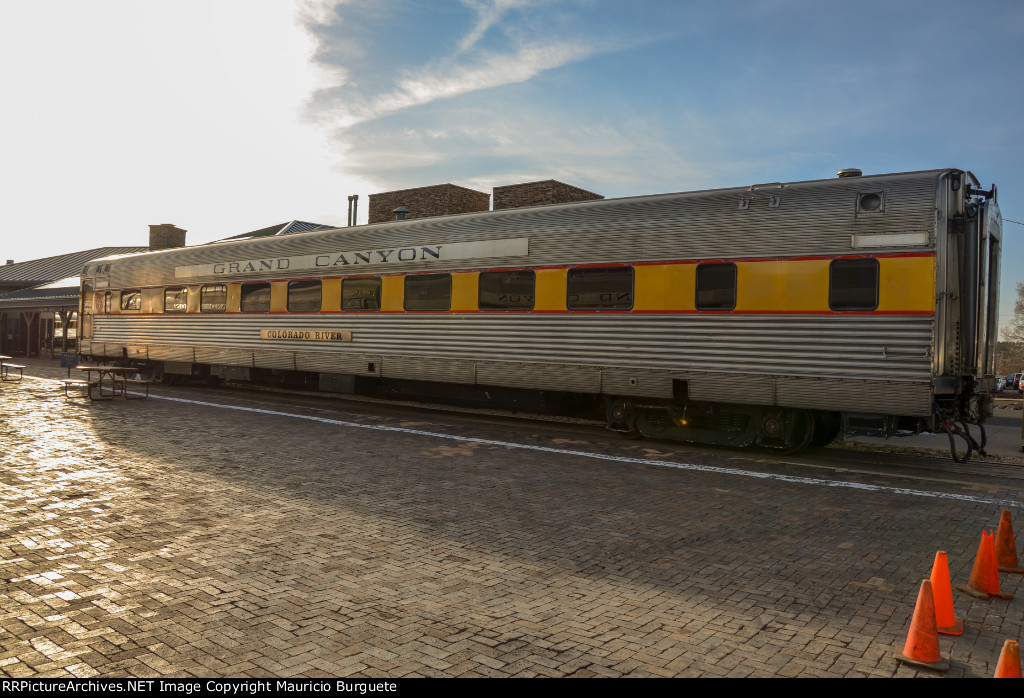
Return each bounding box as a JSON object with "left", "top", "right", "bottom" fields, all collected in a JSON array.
[
  {"left": 683, "top": 372, "right": 776, "bottom": 405},
  {"left": 194, "top": 347, "right": 253, "bottom": 367},
  {"left": 126, "top": 344, "right": 148, "bottom": 360},
  {"left": 295, "top": 352, "right": 381, "bottom": 375},
  {"left": 98, "top": 171, "right": 943, "bottom": 288},
  {"left": 94, "top": 314, "right": 933, "bottom": 378},
  {"left": 600, "top": 368, "right": 675, "bottom": 398},
  {"left": 93, "top": 313, "right": 935, "bottom": 414},
  {"left": 253, "top": 350, "right": 295, "bottom": 370},
  {"left": 381, "top": 355, "right": 475, "bottom": 384},
  {"left": 148, "top": 345, "right": 195, "bottom": 362},
  {"left": 774, "top": 377, "right": 932, "bottom": 415},
  {"left": 475, "top": 361, "right": 602, "bottom": 393}
]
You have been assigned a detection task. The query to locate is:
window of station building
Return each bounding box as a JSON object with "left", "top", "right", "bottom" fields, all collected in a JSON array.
[
  {"left": 342, "top": 277, "right": 381, "bottom": 311},
  {"left": 829, "top": 258, "right": 879, "bottom": 311},
  {"left": 240, "top": 282, "right": 271, "bottom": 312},
  {"left": 404, "top": 273, "right": 452, "bottom": 311},
  {"left": 567, "top": 267, "right": 633, "bottom": 310},
  {"left": 287, "top": 280, "right": 322, "bottom": 312},
  {"left": 479, "top": 270, "right": 535, "bottom": 310},
  {"left": 120, "top": 289, "right": 142, "bottom": 312},
  {"left": 201, "top": 284, "right": 227, "bottom": 313},
  {"left": 164, "top": 287, "right": 188, "bottom": 313},
  {"left": 695, "top": 263, "right": 737, "bottom": 311}
]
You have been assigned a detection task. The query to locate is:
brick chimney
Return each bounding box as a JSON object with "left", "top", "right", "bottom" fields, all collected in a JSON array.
[{"left": 149, "top": 224, "right": 187, "bottom": 250}]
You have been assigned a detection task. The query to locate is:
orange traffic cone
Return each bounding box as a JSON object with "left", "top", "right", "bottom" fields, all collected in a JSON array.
[
  {"left": 894, "top": 579, "right": 949, "bottom": 672},
  {"left": 995, "top": 510, "right": 1024, "bottom": 573},
  {"left": 956, "top": 531, "right": 1014, "bottom": 600},
  {"left": 929, "top": 551, "right": 963, "bottom": 635},
  {"left": 995, "top": 639, "right": 1022, "bottom": 678}
]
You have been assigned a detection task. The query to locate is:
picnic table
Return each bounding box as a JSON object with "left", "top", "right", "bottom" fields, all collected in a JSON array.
[
  {"left": 0, "top": 355, "right": 23, "bottom": 382},
  {"left": 62, "top": 365, "right": 151, "bottom": 400}
]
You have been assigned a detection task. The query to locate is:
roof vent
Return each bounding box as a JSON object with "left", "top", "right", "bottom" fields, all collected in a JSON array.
[
  {"left": 837, "top": 168, "right": 863, "bottom": 178},
  {"left": 5, "top": 260, "right": 13, "bottom": 265}
]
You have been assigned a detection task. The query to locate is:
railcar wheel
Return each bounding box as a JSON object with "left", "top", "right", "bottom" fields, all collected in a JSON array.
[
  {"left": 605, "top": 400, "right": 641, "bottom": 439},
  {"left": 809, "top": 411, "right": 841, "bottom": 448},
  {"left": 941, "top": 422, "right": 972, "bottom": 463},
  {"left": 760, "top": 409, "right": 813, "bottom": 455}
]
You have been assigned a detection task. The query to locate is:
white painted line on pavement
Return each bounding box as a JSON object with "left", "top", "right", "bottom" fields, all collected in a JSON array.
[
  {"left": 149, "top": 391, "right": 1018, "bottom": 508},
  {"left": 25, "top": 374, "right": 1018, "bottom": 507}
]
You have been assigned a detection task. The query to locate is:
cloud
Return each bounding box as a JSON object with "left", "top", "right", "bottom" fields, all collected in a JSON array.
[
  {"left": 340, "top": 41, "right": 599, "bottom": 127},
  {"left": 457, "top": 0, "right": 535, "bottom": 53},
  {"left": 295, "top": 2, "right": 735, "bottom": 196},
  {"left": 302, "top": 0, "right": 624, "bottom": 129},
  {"left": 333, "top": 91, "right": 741, "bottom": 199}
]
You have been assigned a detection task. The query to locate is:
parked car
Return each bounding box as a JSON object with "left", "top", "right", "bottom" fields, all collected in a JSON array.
[
  {"left": 1006, "top": 373, "right": 1023, "bottom": 391},
  {"left": 996, "top": 376, "right": 1006, "bottom": 391}
]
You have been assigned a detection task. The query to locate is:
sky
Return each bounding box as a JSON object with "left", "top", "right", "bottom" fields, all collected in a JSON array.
[{"left": 1, "top": 0, "right": 1023, "bottom": 328}]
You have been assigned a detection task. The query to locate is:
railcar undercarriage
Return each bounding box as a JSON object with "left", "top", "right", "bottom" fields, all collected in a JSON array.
[
  {"left": 603, "top": 388, "right": 994, "bottom": 462},
  {"left": 605, "top": 398, "right": 820, "bottom": 454},
  {"left": 96, "top": 354, "right": 995, "bottom": 462},
  {"left": 931, "top": 381, "right": 995, "bottom": 463}
]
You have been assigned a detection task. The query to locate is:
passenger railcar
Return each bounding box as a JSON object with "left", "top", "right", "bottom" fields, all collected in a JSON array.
[{"left": 78, "top": 169, "right": 1002, "bottom": 460}]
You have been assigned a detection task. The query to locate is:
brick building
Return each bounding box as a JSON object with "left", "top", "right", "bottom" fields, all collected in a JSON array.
[
  {"left": 367, "top": 184, "right": 490, "bottom": 224},
  {"left": 493, "top": 179, "right": 603, "bottom": 210}
]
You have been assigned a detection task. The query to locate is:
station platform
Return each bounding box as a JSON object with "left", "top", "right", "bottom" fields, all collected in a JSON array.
[{"left": 2, "top": 358, "right": 1023, "bottom": 678}]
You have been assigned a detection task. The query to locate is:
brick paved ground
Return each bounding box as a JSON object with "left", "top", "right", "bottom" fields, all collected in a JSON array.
[{"left": 1, "top": 359, "right": 1023, "bottom": 678}]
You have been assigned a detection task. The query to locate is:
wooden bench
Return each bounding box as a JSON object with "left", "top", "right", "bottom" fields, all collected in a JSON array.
[
  {"left": 1, "top": 363, "right": 24, "bottom": 382},
  {"left": 60, "top": 378, "right": 101, "bottom": 400}
]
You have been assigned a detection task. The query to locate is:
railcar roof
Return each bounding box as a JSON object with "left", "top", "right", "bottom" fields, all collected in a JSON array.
[{"left": 89, "top": 168, "right": 967, "bottom": 269}]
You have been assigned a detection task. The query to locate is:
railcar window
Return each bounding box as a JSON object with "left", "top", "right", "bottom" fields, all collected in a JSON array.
[
  {"left": 201, "top": 285, "right": 227, "bottom": 313},
  {"left": 104, "top": 292, "right": 111, "bottom": 314},
  {"left": 567, "top": 267, "right": 633, "bottom": 310},
  {"left": 241, "top": 282, "right": 271, "bottom": 312},
  {"left": 829, "top": 258, "right": 879, "bottom": 310},
  {"left": 404, "top": 274, "right": 452, "bottom": 311},
  {"left": 479, "top": 271, "right": 535, "bottom": 310},
  {"left": 342, "top": 277, "right": 381, "bottom": 311},
  {"left": 695, "top": 263, "right": 737, "bottom": 311},
  {"left": 120, "top": 289, "right": 142, "bottom": 312},
  {"left": 288, "top": 280, "right": 322, "bottom": 312},
  {"left": 164, "top": 287, "right": 188, "bottom": 313}
]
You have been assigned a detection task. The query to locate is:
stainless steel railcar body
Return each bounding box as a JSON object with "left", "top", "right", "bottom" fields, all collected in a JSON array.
[{"left": 78, "top": 169, "right": 1002, "bottom": 455}]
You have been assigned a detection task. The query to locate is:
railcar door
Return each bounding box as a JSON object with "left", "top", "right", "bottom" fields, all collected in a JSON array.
[
  {"left": 937, "top": 172, "right": 1001, "bottom": 390},
  {"left": 962, "top": 185, "right": 1002, "bottom": 386},
  {"left": 978, "top": 196, "right": 1002, "bottom": 384},
  {"left": 79, "top": 280, "right": 92, "bottom": 339}
]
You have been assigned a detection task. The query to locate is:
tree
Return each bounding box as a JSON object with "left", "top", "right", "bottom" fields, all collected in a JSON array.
[
  {"left": 999, "top": 282, "right": 1024, "bottom": 373},
  {"left": 1004, "top": 282, "right": 1024, "bottom": 343},
  {"left": 996, "top": 342, "right": 1024, "bottom": 375}
]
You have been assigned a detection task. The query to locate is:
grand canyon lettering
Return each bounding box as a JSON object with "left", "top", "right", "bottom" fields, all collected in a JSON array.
[{"left": 175, "top": 238, "right": 529, "bottom": 279}]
